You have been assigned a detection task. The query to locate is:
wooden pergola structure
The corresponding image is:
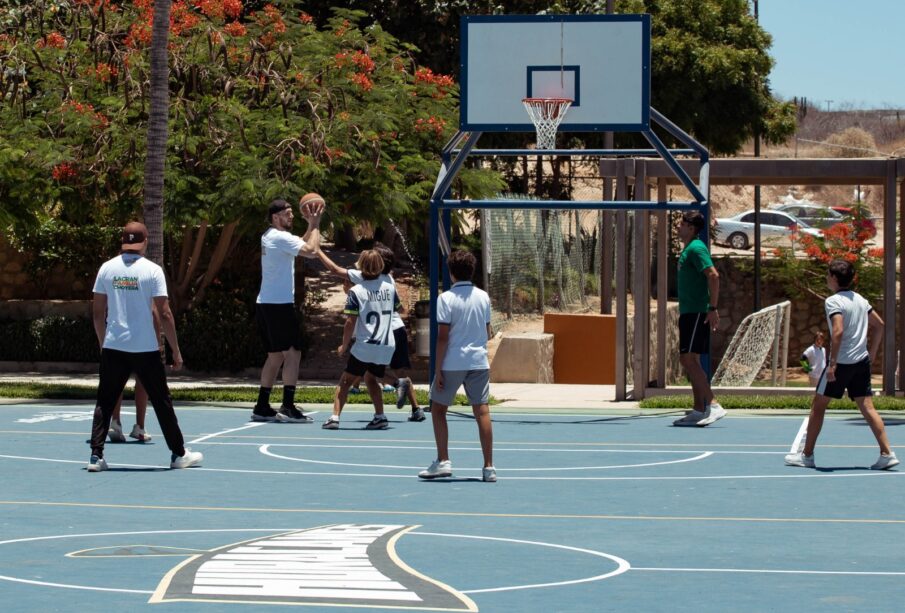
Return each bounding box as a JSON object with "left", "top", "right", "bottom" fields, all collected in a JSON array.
[{"left": 599, "top": 158, "right": 903, "bottom": 400}]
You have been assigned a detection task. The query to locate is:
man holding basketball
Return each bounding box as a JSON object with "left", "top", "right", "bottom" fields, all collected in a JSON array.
[{"left": 252, "top": 195, "right": 324, "bottom": 423}]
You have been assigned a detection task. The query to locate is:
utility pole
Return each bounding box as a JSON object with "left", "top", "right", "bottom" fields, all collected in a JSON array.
[
  {"left": 752, "top": 0, "right": 761, "bottom": 312},
  {"left": 826, "top": 100, "right": 833, "bottom": 112}
]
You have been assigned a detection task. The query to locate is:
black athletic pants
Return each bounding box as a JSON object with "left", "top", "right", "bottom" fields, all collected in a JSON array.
[{"left": 89, "top": 348, "right": 186, "bottom": 458}]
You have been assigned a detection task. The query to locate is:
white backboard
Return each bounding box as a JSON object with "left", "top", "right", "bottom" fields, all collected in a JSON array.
[{"left": 460, "top": 14, "right": 651, "bottom": 132}]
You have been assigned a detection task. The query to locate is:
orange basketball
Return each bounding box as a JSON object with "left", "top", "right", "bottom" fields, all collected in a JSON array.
[{"left": 299, "top": 192, "right": 325, "bottom": 206}]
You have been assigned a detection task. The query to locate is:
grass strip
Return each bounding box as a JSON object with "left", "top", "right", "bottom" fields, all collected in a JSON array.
[
  {"left": 0, "top": 382, "right": 484, "bottom": 407},
  {"left": 639, "top": 394, "right": 905, "bottom": 411}
]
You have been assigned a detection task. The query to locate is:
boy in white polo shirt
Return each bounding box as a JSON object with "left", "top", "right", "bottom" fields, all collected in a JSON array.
[
  {"left": 785, "top": 259, "right": 898, "bottom": 470},
  {"left": 88, "top": 221, "right": 202, "bottom": 472},
  {"left": 418, "top": 250, "right": 496, "bottom": 482}
]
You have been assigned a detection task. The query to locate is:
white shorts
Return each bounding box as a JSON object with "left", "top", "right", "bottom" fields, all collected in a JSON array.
[{"left": 429, "top": 369, "right": 490, "bottom": 407}]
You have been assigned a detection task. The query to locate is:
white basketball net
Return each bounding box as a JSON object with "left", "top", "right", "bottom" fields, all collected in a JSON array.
[{"left": 522, "top": 97, "right": 572, "bottom": 150}]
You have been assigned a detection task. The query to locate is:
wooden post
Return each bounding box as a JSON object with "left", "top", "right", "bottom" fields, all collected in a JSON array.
[{"left": 656, "top": 179, "right": 669, "bottom": 388}]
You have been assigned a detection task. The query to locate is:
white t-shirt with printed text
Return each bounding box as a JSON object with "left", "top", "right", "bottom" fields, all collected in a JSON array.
[
  {"left": 824, "top": 290, "right": 872, "bottom": 365},
  {"left": 344, "top": 274, "right": 400, "bottom": 365},
  {"left": 93, "top": 253, "right": 167, "bottom": 353},
  {"left": 437, "top": 281, "right": 492, "bottom": 371},
  {"left": 257, "top": 227, "right": 305, "bottom": 304}
]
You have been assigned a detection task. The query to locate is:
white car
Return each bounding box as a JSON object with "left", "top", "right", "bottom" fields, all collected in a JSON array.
[
  {"left": 769, "top": 202, "right": 846, "bottom": 230},
  {"left": 714, "top": 210, "right": 822, "bottom": 250}
]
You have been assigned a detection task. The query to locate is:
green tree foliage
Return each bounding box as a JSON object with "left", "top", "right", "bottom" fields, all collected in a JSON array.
[
  {"left": 301, "top": 0, "right": 795, "bottom": 154},
  {"left": 0, "top": 0, "right": 503, "bottom": 309}
]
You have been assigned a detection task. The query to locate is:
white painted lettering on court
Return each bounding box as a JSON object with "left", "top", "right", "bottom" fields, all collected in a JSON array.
[
  {"left": 17, "top": 411, "right": 97, "bottom": 423},
  {"left": 191, "top": 525, "right": 417, "bottom": 601}
]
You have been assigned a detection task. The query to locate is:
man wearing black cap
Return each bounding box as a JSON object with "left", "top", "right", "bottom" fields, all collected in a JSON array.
[
  {"left": 253, "top": 197, "right": 324, "bottom": 422},
  {"left": 87, "top": 221, "right": 202, "bottom": 472}
]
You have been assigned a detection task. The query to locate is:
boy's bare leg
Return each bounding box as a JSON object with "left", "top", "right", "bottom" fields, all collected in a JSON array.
[
  {"left": 802, "top": 395, "right": 831, "bottom": 456},
  {"left": 260, "top": 353, "right": 284, "bottom": 388},
  {"left": 680, "top": 353, "right": 713, "bottom": 410},
  {"left": 472, "top": 403, "right": 493, "bottom": 468},
  {"left": 332, "top": 372, "right": 356, "bottom": 418},
  {"left": 135, "top": 380, "right": 148, "bottom": 429},
  {"left": 430, "top": 401, "right": 449, "bottom": 461},
  {"left": 855, "top": 396, "right": 893, "bottom": 455},
  {"left": 364, "top": 372, "right": 384, "bottom": 415}
]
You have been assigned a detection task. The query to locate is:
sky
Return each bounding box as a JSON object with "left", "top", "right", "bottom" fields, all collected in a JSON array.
[{"left": 758, "top": 0, "right": 905, "bottom": 110}]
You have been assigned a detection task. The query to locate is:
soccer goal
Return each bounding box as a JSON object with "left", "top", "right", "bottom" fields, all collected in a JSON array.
[{"left": 711, "top": 301, "right": 792, "bottom": 387}]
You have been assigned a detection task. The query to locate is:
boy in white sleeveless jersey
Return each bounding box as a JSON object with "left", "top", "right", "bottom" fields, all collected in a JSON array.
[
  {"left": 322, "top": 250, "right": 401, "bottom": 430},
  {"left": 785, "top": 259, "right": 898, "bottom": 470},
  {"left": 316, "top": 243, "right": 425, "bottom": 422}
]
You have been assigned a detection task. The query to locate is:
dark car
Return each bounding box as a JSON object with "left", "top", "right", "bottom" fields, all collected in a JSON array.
[{"left": 831, "top": 206, "right": 877, "bottom": 238}]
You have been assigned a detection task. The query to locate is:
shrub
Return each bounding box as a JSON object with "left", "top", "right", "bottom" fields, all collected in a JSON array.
[{"left": 0, "top": 317, "right": 97, "bottom": 362}]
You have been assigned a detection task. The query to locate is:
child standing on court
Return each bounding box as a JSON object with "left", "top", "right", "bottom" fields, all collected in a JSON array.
[
  {"left": 322, "top": 250, "right": 401, "bottom": 430},
  {"left": 785, "top": 259, "right": 898, "bottom": 470},
  {"left": 800, "top": 331, "right": 827, "bottom": 388},
  {"left": 418, "top": 250, "right": 496, "bottom": 482}
]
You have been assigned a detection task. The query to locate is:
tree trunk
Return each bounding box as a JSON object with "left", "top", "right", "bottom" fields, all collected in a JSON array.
[{"left": 142, "top": 0, "right": 171, "bottom": 266}]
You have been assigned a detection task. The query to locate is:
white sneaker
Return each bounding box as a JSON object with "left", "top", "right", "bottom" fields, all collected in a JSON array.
[
  {"left": 871, "top": 453, "right": 900, "bottom": 470},
  {"left": 697, "top": 403, "right": 727, "bottom": 427},
  {"left": 170, "top": 448, "right": 203, "bottom": 469},
  {"left": 784, "top": 452, "right": 815, "bottom": 468},
  {"left": 87, "top": 454, "right": 108, "bottom": 472},
  {"left": 673, "top": 410, "right": 705, "bottom": 426},
  {"left": 322, "top": 416, "right": 340, "bottom": 430},
  {"left": 129, "top": 424, "right": 152, "bottom": 442},
  {"left": 108, "top": 419, "right": 126, "bottom": 443},
  {"left": 482, "top": 466, "right": 497, "bottom": 482},
  {"left": 418, "top": 459, "right": 452, "bottom": 479}
]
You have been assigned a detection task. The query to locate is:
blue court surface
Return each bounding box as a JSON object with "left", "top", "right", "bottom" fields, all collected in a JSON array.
[{"left": 1, "top": 401, "right": 903, "bottom": 612}]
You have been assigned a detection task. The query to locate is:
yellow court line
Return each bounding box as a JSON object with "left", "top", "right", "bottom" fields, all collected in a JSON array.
[{"left": 1, "top": 500, "right": 904, "bottom": 525}]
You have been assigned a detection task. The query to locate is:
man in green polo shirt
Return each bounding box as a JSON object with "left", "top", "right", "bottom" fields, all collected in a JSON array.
[{"left": 674, "top": 211, "right": 726, "bottom": 427}]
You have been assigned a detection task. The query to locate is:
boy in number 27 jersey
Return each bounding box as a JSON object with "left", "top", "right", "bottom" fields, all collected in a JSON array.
[{"left": 322, "top": 250, "right": 401, "bottom": 430}]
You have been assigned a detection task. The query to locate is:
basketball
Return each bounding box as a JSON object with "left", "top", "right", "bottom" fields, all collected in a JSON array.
[{"left": 299, "top": 192, "right": 325, "bottom": 207}]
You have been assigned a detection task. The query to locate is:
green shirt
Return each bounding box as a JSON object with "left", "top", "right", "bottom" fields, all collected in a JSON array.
[{"left": 677, "top": 238, "right": 713, "bottom": 314}]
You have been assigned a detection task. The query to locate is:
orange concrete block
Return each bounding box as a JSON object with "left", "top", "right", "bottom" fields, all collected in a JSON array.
[{"left": 543, "top": 313, "right": 616, "bottom": 384}]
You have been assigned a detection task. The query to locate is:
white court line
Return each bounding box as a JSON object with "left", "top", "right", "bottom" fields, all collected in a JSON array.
[
  {"left": 1, "top": 453, "right": 903, "bottom": 481},
  {"left": 633, "top": 566, "right": 905, "bottom": 576},
  {"left": 187, "top": 422, "right": 266, "bottom": 445},
  {"left": 259, "top": 444, "right": 713, "bottom": 471},
  {"left": 410, "top": 532, "right": 630, "bottom": 594},
  {"left": 789, "top": 417, "right": 809, "bottom": 454},
  {"left": 0, "top": 574, "right": 152, "bottom": 594}
]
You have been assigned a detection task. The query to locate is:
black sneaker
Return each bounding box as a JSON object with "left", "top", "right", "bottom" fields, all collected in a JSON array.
[
  {"left": 364, "top": 415, "right": 389, "bottom": 430},
  {"left": 408, "top": 407, "right": 426, "bottom": 422},
  {"left": 251, "top": 405, "right": 278, "bottom": 422},
  {"left": 277, "top": 405, "right": 314, "bottom": 423}
]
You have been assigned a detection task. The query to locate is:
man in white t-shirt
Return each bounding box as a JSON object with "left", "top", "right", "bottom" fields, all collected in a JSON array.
[
  {"left": 785, "top": 259, "right": 898, "bottom": 470},
  {"left": 87, "top": 222, "right": 202, "bottom": 472},
  {"left": 800, "top": 331, "right": 827, "bottom": 387},
  {"left": 321, "top": 250, "right": 401, "bottom": 430},
  {"left": 253, "top": 197, "right": 323, "bottom": 423},
  {"left": 418, "top": 250, "right": 496, "bottom": 482}
]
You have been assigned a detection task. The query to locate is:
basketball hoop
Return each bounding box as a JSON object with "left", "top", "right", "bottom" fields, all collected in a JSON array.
[{"left": 522, "top": 97, "right": 572, "bottom": 150}]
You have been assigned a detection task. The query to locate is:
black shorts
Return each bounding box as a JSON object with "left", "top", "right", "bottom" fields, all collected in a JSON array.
[
  {"left": 816, "top": 357, "right": 872, "bottom": 399},
  {"left": 389, "top": 327, "right": 411, "bottom": 370},
  {"left": 345, "top": 353, "right": 387, "bottom": 378},
  {"left": 678, "top": 312, "right": 710, "bottom": 355},
  {"left": 255, "top": 303, "right": 302, "bottom": 353}
]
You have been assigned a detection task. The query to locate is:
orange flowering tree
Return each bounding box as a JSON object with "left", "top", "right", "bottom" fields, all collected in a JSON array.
[
  {"left": 768, "top": 217, "right": 885, "bottom": 305},
  {"left": 0, "top": 1, "right": 503, "bottom": 309}
]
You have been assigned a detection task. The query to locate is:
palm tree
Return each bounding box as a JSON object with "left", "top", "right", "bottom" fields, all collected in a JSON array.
[{"left": 143, "top": 0, "right": 171, "bottom": 266}]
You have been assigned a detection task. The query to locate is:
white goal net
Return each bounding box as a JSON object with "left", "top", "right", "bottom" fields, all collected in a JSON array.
[{"left": 711, "top": 301, "right": 791, "bottom": 387}]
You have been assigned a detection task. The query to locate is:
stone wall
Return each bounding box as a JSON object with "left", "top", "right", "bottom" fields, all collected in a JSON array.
[{"left": 0, "top": 234, "right": 89, "bottom": 300}]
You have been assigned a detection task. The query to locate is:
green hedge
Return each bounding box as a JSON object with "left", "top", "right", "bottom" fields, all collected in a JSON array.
[{"left": 0, "top": 289, "right": 307, "bottom": 372}]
